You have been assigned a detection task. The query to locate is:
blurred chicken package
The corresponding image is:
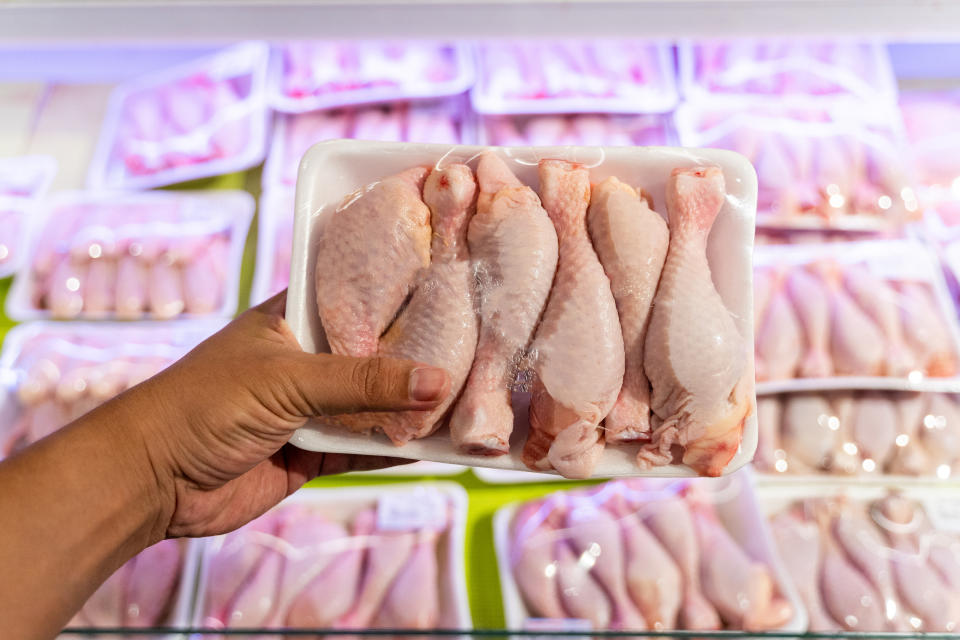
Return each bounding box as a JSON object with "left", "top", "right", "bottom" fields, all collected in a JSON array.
[
  {"left": 193, "top": 484, "right": 470, "bottom": 631},
  {"left": 283, "top": 140, "right": 760, "bottom": 480}
]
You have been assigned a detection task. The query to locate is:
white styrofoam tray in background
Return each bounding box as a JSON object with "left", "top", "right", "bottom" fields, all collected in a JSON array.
[
  {"left": 754, "top": 239, "right": 960, "bottom": 394},
  {"left": 86, "top": 41, "right": 270, "bottom": 191},
  {"left": 266, "top": 43, "right": 476, "bottom": 114},
  {"left": 190, "top": 482, "right": 471, "bottom": 630},
  {"left": 6, "top": 189, "right": 255, "bottom": 322},
  {"left": 0, "top": 155, "right": 57, "bottom": 278},
  {"left": 286, "top": 140, "right": 758, "bottom": 479},
  {"left": 492, "top": 469, "right": 807, "bottom": 633},
  {"left": 470, "top": 41, "right": 678, "bottom": 115},
  {"left": 250, "top": 188, "right": 294, "bottom": 306}
]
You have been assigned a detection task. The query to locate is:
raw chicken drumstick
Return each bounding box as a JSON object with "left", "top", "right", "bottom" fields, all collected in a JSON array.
[
  {"left": 331, "top": 165, "right": 480, "bottom": 444},
  {"left": 639, "top": 167, "right": 751, "bottom": 476},
  {"left": 449, "top": 152, "right": 558, "bottom": 455},
  {"left": 523, "top": 159, "right": 625, "bottom": 479},
  {"left": 587, "top": 177, "right": 668, "bottom": 442},
  {"left": 314, "top": 166, "right": 431, "bottom": 358}
]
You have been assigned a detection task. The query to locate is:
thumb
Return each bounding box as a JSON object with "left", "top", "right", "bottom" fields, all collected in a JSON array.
[{"left": 282, "top": 352, "right": 451, "bottom": 416}]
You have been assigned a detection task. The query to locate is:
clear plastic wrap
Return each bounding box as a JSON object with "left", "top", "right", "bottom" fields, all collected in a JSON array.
[
  {"left": 754, "top": 391, "right": 960, "bottom": 479},
  {"left": 263, "top": 97, "right": 473, "bottom": 190},
  {"left": 64, "top": 539, "right": 195, "bottom": 631},
  {"left": 478, "top": 113, "right": 674, "bottom": 147},
  {"left": 87, "top": 42, "right": 270, "bottom": 190},
  {"left": 267, "top": 41, "right": 475, "bottom": 113},
  {"left": 0, "top": 321, "right": 225, "bottom": 459},
  {"left": 678, "top": 40, "right": 897, "bottom": 108},
  {"left": 192, "top": 484, "right": 470, "bottom": 631},
  {"left": 675, "top": 102, "right": 918, "bottom": 231},
  {"left": 753, "top": 239, "right": 960, "bottom": 393},
  {"left": 0, "top": 155, "right": 56, "bottom": 278},
  {"left": 900, "top": 90, "right": 960, "bottom": 191},
  {"left": 286, "top": 140, "right": 758, "bottom": 480},
  {"left": 494, "top": 473, "right": 804, "bottom": 633},
  {"left": 470, "top": 41, "right": 678, "bottom": 114},
  {"left": 760, "top": 485, "right": 960, "bottom": 633},
  {"left": 5, "top": 190, "right": 254, "bottom": 321}
]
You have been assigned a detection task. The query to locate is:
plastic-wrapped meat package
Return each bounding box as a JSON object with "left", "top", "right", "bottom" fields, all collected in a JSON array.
[
  {"left": 193, "top": 484, "right": 469, "bottom": 632},
  {"left": 471, "top": 41, "right": 678, "bottom": 114},
  {"left": 900, "top": 90, "right": 960, "bottom": 192},
  {"left": 0, "top": 156, "right": 56, "bottom": 278},
  {"left": 480, "top": 113, "right": 672, "bottom": 147},
  {"left": 286, "top": 141, "right": 758, "bottom": 479},
  {"left": 675, "top": 103, "right": 918, "bottom": 231},
  {"left": 753, "top": 239, "right": 960, "bottom": 389},
  {"left": 87, "top": 42, "right": 269, "bottom": 190},
  {"left": 495, "top": 475, "right": 803, "bottom": 633},
  {"left": 6, "top": 190, "right": 253, "bottom": 321},
  {"left": 268, "top": 41, "right": 474, "bottom": 113},
  {"left": 64, "top": 539, "right": 192, "bottom": 631},
  {"left": 679, "top": 40, "right": 896, "bottom": 107},
  {"left": 263, "top": 99, "right": 469, "bottom": 190},
  {"left": 754, "top": 391, "right": 960, "bottom": 479},
  {"left": 0, "top": 321, "right": 223, "bottom": 458},
  {"left": 764, "top": 490, "right": 960, "bottom": 633}
]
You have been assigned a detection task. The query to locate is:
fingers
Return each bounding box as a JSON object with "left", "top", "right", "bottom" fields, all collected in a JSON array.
[
  {"left": 254, "top": 288, "right": 288, "bottom": 318},
  {"left": 318, "top": 454, "right": 415, "bottom": 476},
  {"left": 283, "top": 352, "right": 451, "bottom": 416}
]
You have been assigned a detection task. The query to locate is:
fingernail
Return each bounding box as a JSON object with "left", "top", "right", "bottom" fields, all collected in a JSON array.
[{"left": 409, "top": 367, "right": 447, "bottom": 402}]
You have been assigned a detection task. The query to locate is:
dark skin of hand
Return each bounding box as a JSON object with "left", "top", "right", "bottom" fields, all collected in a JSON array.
[{"left": 0, "top": 290, "right": 450, "bottom": 639}]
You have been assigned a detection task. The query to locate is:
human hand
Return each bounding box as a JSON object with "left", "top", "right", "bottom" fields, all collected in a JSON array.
[{"left": 127, "top": 290, "right": 450, "bottom": 539}]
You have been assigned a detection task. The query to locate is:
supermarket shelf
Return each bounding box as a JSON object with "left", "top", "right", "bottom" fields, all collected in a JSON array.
[{"left": 3, "top": 0, "right": 960, "bottom": 41}]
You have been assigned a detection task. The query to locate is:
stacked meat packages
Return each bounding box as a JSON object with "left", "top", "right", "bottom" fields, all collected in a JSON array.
[
  {"left": 0, "top": 156, "right": 55, "bottom": 278},
  {"left": 195, "top": 485, "right": 468, "bottom": 631},
  {"left": 497, "top": 477, "right": 799, "bottom": 633},
  {"left": 0, "top": 322, "right": 222, "bottom": 458},
  {"left": 765, "top": 489, "right": 960, "bottom": 632},
  {"left": 301, "top": 146, "right": 756, "bottom": 479}
]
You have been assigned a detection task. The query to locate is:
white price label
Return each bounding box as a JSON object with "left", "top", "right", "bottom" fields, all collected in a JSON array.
[
  {"left": 524, "top": 617, "right": 592, "bottom": 640},
  {"left": 377, "top": 488, "right": 448, "bottom": 531},
  {"left": 925, "top": 498, "right": 960, "bottom": 533}
]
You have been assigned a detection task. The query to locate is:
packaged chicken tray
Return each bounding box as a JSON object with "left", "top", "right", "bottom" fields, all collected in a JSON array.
[
  {"left": 678, "top": 40, "right": 898, "bottom": 109},
  {"left": 192, "top": 483, "right": 470, "bottom": 631},
  {"left": 675, "top": 102, "right": 918, "bottom": 232},
  {"left": 287, "top": 140, "right": 758, "bottom": 480},
  {"left": 5, "top": 189, "right": 254, "bottom": 321},
  {"left": 63, "top": 539, "right": 197, "bottom": 632},
  {"left": 478, "top": 112, "right": 674, "bottom": 147},
  {"left": 470, "top": 41, "right": 678, "bottom": 115},
  {"left": 0, "top": 155, "right": 56, "bottom": 278},
  {"left": 493, "top": 472, "right": 805, "bottom": 634},
  {"left": 754, "top": 391, "right": 960, "bottom": 481},
  {"left": 757, "top": 483, "right": 960, "bottom": 633},
  {"left": 0, "top": 320, "right": 225, "bottom": 459},
  {"left": 754, "top": 239, "right": 960, "bottom": 394},
  {"left": 263, "top": 97, "right": 474, "bottom": 190},
  {"left": 267, "top": 41, "right": 475, "bottom": 113},
  {"left": 87, "top": 41, "right": 270, "bottom": 190}
]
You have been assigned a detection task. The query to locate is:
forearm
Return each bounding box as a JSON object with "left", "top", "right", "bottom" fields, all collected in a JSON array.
[{"left": 0, "top": 389, "right": 172, "bottom": 639}]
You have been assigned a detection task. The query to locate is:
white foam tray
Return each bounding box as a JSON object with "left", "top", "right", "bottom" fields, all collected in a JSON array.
[
  {"left": 5, "top": 189, "right": 254, "bottom": 322},
  {"left": 0, "top": 155, "right": 57, "bottom": 278},
  {"left": 754, "top": 239, "right": 960, "bottom": 394},
  {"left": 492, "top": 469, "right": 807, "bottom": 633},
  {"left": 190, "top": 482, "right": 471, "bottom": 630},
  {"left": 286, "top": 139, "right": 758, "bottom": 479},
  {"left": 86, "top": 41, "right": 270, "bottom": 191}
]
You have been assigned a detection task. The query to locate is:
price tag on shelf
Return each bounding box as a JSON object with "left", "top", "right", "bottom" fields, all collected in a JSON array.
[
  {"left": 377, "top": 487, "right": 448, "bottom": 531},
  {"left": 924, "top": 498, "right": 960, "bottom": 533}
]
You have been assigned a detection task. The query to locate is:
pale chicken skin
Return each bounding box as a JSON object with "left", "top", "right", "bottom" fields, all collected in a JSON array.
[
  {"left": 524, "top": 159, "right": 625, "bottom": 479},
  {"left": 315, "top": 166, "right": 431, "bottom": 358},
  {"left": 327, "top": 165, "right": 480, "bottom": 444},
  {"left": 587, "top": 177, "right": 669, "bottom": 443},
  {"left": 449, "top": 152, "right": 558, "bottom": 455},
  {"left": 640, "top": 167, "right": 751, "bottom": 477}
]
